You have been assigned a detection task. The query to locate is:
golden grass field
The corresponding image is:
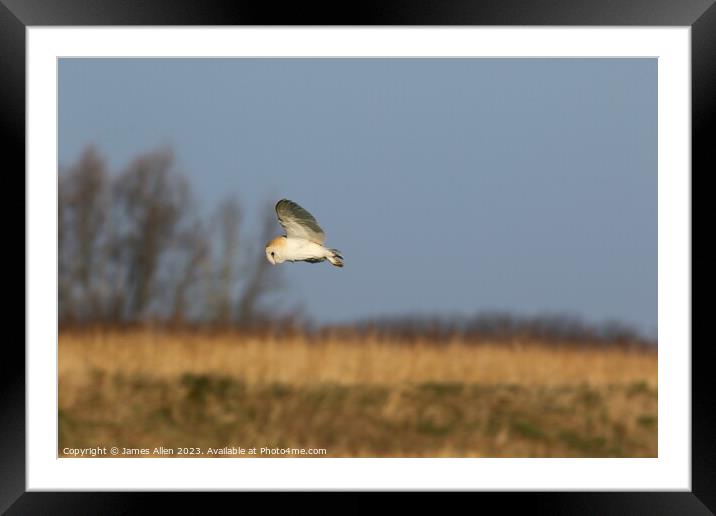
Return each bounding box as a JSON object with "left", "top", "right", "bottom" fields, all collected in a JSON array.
[{"left": 58, "top": 330, "right": 657, "bottom": 458}]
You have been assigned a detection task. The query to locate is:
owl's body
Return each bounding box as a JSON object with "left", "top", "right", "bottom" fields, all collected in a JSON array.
[{"left": 265, "top": 200, "right": 344, "bottom": 268}]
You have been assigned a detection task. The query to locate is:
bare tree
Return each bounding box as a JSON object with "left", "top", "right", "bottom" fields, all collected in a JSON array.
[
  {"left": 58, "top": 146, "right": 108, "bottom": 323},
  {"left": 211, "top": 198, "right": 242, "bottom": 326},
  {"left": 110, "top": 147, "right": 190, "bottom": 322},
  {"left": 235, "top": 203, "right": 283, "bottom": 327},
  {"left": 58, "top": 171, "right": 72, "bottom": 322},
  {"left": 168, "top": 216, "right": 209, "bottom": 326}
]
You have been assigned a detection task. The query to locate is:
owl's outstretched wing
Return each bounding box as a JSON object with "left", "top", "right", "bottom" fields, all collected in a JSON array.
[{"left": 275, "top": 199, "right": 326, "bottom": 244}]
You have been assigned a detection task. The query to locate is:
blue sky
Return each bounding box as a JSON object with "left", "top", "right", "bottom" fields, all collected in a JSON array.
[{"left": 59, "top": 58, "right": 657, "bottom": 335}]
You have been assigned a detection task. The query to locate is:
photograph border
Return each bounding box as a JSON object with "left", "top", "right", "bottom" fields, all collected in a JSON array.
[{"left": 4, "top": 0, "right": 712, "bottom": 511}]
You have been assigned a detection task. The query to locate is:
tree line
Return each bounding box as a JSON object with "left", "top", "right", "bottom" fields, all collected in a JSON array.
[
  {"left": 332, "top": 313, "right": 655, "bottom": 347},
  {"left": 59, "top": 145, "right": 287, "bottom": 328}
]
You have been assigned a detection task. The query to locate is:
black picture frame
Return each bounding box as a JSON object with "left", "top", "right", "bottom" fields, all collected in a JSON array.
[{"left": 3, "top": 0, "right": 712, "bottom": 511}]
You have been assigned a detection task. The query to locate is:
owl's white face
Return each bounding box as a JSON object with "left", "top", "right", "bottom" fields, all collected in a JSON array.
[{"left": 265, "top": 245, "right": 283, "bottom": 265}]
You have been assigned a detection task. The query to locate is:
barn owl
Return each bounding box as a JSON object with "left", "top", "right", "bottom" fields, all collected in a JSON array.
[{"left": 265, "top": 199, "right": 344, "bottom": 268}]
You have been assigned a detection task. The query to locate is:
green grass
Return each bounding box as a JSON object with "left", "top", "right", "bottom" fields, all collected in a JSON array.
[{"left": 58, "top": 374, "right": 656, "bottom": 458}]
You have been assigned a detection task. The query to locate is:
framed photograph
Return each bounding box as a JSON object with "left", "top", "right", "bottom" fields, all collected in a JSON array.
[{"left": 5, "top": 0, "right": 711, "bottom": 511}]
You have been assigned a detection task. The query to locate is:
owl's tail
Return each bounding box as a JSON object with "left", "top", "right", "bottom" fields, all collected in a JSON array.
[{"left": 327, "top": 249, "right": 344, "bottom": 268}]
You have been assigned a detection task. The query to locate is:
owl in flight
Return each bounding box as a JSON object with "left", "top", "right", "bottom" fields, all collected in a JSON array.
[{"left": 265, "top": 199, "right": 344, "bottom": 268}]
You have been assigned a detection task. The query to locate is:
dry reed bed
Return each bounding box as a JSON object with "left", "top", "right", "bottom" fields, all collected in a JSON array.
[{"left": 59, "top": 330, "right": 657, "bottom": 388}]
